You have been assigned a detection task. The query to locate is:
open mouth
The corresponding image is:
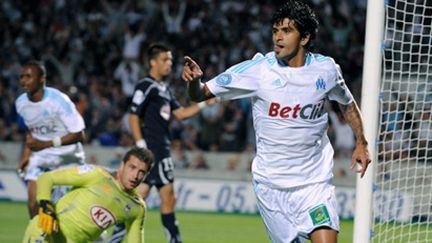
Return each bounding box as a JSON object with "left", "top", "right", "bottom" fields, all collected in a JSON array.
[{"left": 274, "top": 44, "right": 284, "bottom": 51}]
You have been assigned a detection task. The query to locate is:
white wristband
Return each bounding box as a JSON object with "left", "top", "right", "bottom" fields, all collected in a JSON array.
[
  {"left": 52, "top": 137, "right": 62, "bottom": 147},
  {"left": 197, "top": 101, "right": 207, "bottom": 109},
  {"left": 136, "top": 139, "right": 147, "bottom": 148}
]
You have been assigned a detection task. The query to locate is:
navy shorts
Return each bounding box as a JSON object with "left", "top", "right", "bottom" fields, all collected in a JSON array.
[{"left": 143, "top": 157, "right": 174, "bottom": 188}]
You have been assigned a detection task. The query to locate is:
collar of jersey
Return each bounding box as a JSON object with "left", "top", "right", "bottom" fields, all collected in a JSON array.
[
  {"left": 146, "top": 75, "right": 166, "bottom": 86},
  {"left": 29, "top": 87, "right": 49, "bottom": 103},
  {"left": 276, "top": 52, "right": 312, "bottom": 67}
]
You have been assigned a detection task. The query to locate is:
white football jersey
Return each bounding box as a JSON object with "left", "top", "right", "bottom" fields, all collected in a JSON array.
[
  {"left": 206, "top": 52, "right": 354, "bottom": 189},
  {"left": 15, "top": 87, "right": 85, "bottom": 167}
]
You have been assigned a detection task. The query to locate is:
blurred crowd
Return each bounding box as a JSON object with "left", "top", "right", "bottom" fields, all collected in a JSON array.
[{"left": 0, "top": 0, "right": 367, "bottom": 159}]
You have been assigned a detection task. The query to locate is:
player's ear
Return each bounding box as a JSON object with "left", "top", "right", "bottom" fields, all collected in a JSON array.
[
  {"left": 300, "top": 33, "right": 311, "bottom": 47},
  {"left": 149, "top": 59, "right": 156, "bottom": 69},
  {"left": 118, "top": 160, "right": 126, "bottom": 172}
]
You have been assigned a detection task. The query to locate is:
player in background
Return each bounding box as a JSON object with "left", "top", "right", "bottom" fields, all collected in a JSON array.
[
  {"left": 15, "top": 61, "right": 86, "bottom": 218},
  {"left": 182, "top": 1, "right": 371, "bottom": 242},
  {"left": 67, "top": 85, "right": 89, "bottom": 117},
  {"left": 110, "top": 44, "right": 215, "bottom": 243},
  {"left": 22, "top": 147, "right": 154, "bottom": 243}
]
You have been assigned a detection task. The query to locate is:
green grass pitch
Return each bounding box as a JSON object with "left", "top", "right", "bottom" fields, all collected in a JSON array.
[{"left": 0, "top": 202, "right": 355, "bottom": 242}]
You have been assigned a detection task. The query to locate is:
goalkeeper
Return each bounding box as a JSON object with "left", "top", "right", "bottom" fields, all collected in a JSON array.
[{"left": 22, "top": 147, "right": 154, "bottom": 243}]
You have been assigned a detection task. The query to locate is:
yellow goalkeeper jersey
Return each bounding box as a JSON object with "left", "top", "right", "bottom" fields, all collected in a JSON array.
[{"left": 37, "top": 164, "right": 146, "bottom": 243}]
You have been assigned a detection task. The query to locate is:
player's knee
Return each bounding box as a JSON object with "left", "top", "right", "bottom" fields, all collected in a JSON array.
[
  {"left": 162, "top": 195, "right": 176, "bottom": 206},
  {"left": 136, "top": 183, "right": 150, "bottom": 198},
  {"left": 309, "top": 226, "right": 337, "bottom": 243},
  {"left": 160, "top": 196, "right": 176, "bottom": 212}
]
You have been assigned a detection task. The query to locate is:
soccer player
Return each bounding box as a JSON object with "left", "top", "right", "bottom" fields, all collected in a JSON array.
[
  {"left": 15, "top": 61, "right": 86, "bottom": 218},
  {"left": 181, "top": 1, "right": 371, "bottom": 242},
  {"left": 110, "top": 44, "right": 214, "bottom": 243},
  {"left": 22, "top": 147, "right": 154, "bottom": 243}
]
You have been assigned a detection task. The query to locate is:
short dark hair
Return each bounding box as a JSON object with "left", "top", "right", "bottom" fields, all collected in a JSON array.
[
  {"left": 147, "top": 43, "right": 170, "bottom": 66},
  {"left": 24, "top": 60, "right": 47, "bottom": 78},
  {"left": 271, "top": 0, "right": 319, "bottom": 51},
  {"left": 123, "top": 147, "right": 155, "bottom": 171}
]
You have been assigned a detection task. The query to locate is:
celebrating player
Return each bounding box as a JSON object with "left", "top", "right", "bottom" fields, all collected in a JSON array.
[
  {"left": 15, "top": 61, "right": 86, "bottom": 218},
  {"left": 22, "top": 147, "right": 154, "bottom": 243},
  {"left": 182, "top": 1, "right": 371, "bottom": 242}
]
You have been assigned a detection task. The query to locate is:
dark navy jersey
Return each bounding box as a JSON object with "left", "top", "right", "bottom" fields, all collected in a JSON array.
[{"left": 129, "top": 76, "right": 181, "bottom": 159}]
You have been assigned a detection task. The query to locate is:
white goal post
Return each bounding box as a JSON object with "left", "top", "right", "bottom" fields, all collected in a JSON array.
[
  {"left": 355, "top": 0, "right": 432, "bottom": 242},
  {"left": 353, "top": 0, "right": 384, "bottom": 242}
]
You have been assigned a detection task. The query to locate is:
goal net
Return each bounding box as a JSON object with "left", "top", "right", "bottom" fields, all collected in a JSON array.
[{"left": 373, "top": 0, "right": 432, "bottom": 242}]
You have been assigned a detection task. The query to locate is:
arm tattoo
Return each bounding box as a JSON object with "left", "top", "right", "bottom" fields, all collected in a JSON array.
[{"left": 339, "top": 102, "right": 368, "bottom": 145}]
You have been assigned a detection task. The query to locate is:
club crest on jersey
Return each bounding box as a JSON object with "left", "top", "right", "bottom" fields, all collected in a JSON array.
[
  {"left": 272, "top": 79, "right": 282, "bottom": 87},
  {"left": 315, "top": 78, "right": 326, "bottom": 90},
  {"left": 42, "top": 110, "right": 50, "bottom": 117},
  {"left": 216, "top": 73, "right": 232, "bottom": 86},
  {"left": 90, "top": 205, "right": 116, "bottom": 229}
]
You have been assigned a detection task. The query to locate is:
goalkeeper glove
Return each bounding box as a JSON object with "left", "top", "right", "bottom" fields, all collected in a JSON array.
[{"left": 38, "top": 200, "right": 59, "bottom": 234}]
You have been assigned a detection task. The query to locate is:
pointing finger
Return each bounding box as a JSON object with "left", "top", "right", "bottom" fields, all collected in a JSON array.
[{"left": 184, "top": 56, "right": 197, "bottom": 67}]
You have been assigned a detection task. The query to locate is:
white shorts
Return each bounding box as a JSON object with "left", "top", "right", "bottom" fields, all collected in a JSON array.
[
  {"left": 253, "top": 180, "right": 339, "bottom": 243},
  {"left": 24, "top": 154, "right": 84, "bottom": 181}
]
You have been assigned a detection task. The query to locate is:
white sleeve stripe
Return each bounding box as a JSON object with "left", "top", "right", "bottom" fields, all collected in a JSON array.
[
  {"left": 140, "top": 83, "right": 157, "bottom": 105},
  {"left": 132, "top": 83, "right": 158, "bottom": 106}
]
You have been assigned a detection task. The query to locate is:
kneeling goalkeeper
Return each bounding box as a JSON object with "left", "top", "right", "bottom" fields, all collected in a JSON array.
[{"left": 22, "top": 147, "right": 154, "bottom": 243}]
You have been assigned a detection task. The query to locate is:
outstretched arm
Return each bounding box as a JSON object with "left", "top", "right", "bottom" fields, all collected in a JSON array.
[
  {"left": 172, "top": 97, "right": 217, "bottom": 121},
  {"left": 37, "top": 165, "right": 102, "bottom": 201},
  {"left": 36, "top": 165, "right": 101, "bottom": 234},
  {"left": 182, "top": 56, "right": 215, "bottom": 102},
  {"left": 339, "top": 101, "right": 371, "bottom": 178}
]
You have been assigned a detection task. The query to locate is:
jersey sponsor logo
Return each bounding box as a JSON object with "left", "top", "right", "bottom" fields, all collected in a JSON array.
[
  {"left": 30, "top": 124, "right": 58, "bottom": 135},
  {"left": 315, "top": 78, "right": 326, "bottom": 90},
  {"left": 268, "top": 101, "right": 325, "bottom": 120},
  {"left": 90, "top": 205, "right": 116, "bottom": 229},
  {"left": 160, "top": 104, "right": 171, "bottom": 120},
  {"left": 216, "top": 73, "right": 232, "bottom": 86}
]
